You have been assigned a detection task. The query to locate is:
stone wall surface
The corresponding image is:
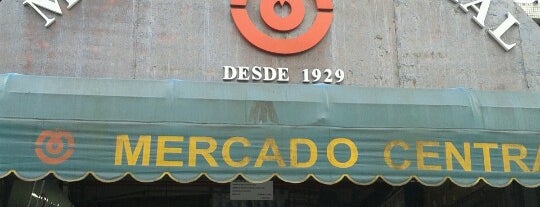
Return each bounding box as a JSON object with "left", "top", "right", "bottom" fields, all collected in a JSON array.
[{"left": 0, "top": 0, "right": 538, "bottom": 90}]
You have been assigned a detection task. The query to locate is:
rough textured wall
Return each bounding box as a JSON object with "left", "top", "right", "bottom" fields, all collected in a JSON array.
[{"left": 0, "top": 0, "right": 538, "bottom": 90}]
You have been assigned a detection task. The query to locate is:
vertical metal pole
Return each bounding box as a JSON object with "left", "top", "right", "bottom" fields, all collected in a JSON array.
[
  {"left": 36, "top": 180, "right": 46, "bottom": 207},
  {"left": 26, "top": 181, "right": 38, "bottom": 207}
]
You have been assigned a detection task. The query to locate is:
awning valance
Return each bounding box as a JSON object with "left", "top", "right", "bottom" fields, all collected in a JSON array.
[{"left": 0, "top": 74, "right": 539, "bottom": 187}]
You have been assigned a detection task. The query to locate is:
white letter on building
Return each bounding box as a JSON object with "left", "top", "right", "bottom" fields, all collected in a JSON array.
[
  {"left": 23, "top": 0, "right": 80, "bottom": 27},
  {"left": 459, "top": 0, "right": 491, "bottom": 28},
  {"left": 488, "top": 12, "right": 520, "bottom": 51},
  {"left": 223, "top": 66, "right": 238, "bottom": 80}
]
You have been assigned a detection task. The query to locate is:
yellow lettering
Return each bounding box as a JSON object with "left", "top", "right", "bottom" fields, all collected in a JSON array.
[
  {"left": 114, "top": 135, "right": 151, "bottom": 166},
  {"left": 417, "top": 141, "right": 442, "bottom": 171},
  {"left": 473, "top": 143, "right": 498, "bottom": 172},
  {"left": 327, "top": 138, "right": 358, "bottom": 169},
  {"left": 255, "top": 138, "right": 286, "bottom": 167},
  {"left": 445, "top": 142, "right": 471, "bottom": 171},
  {"left": 188, "top": 136, "right": 218, "bottom": 167},
  {"left": 290, "top": 138, "right": 318, "bottom": 168},
  {"left": 222, "top": 137, "right": 251, "bottom": 168},
  {"left": 502, "top": 144, "right": 530, "bottom": 172},
  {"left": 384, "top": 140, "right": 410, "bottom": 170},
  {"left": 156, "top": 136, "right": 184, "bottom": 167},
  {"left": 533, "top": 146, "right": 540, "bottom": 172}
]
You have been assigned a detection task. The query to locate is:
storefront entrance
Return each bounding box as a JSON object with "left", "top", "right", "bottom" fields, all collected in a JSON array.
[{"left": 2, "top": 174, "right": 539, "bottom": 207}]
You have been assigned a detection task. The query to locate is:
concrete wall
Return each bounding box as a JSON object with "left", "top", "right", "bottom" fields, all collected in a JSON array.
[{"left": 0, "top": 0, "right": 538, "bottom": 90}]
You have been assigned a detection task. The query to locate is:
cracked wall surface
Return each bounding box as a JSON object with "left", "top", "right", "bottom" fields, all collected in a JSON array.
[{"left": 0, "top": 0, "right": 538, "bottom": 90}]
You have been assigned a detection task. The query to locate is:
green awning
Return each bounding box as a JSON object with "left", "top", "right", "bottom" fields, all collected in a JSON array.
[{"left": 0, "top": 74, "right": 539, "bottom": 187}]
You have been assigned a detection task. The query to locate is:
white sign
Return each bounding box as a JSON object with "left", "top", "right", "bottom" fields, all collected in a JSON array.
[
  {"left": 222, "top": 66, "right": 345, "bottom": 84},
  {"left": 230, "top": 181, "right": 273, "bottom": 201}
]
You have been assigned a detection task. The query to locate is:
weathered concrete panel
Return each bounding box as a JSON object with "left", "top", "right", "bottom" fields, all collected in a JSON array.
[
  {"left": 76, "top": 1, "right": 136, "bottom": 78},
  {"left": 0, "top": 0, "right": 538, "bottom": 91},
  {"left": 133, "top": 1, "right": 210, "bottom": 80},
  {"left": 517, "top": 5, "right": 540, "bottom": 90},
  {"left": 330, "top": 0, "right": 399, "bottom": 87}
]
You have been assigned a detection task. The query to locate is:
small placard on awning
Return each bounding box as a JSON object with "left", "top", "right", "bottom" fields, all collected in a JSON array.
[{"left": 230, "top": 181, "right": 273, "bottom": 201}]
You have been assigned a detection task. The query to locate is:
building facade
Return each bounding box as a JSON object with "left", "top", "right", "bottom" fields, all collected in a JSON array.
[
  {"left": 516, "top": 1, "right": 540, "bottom": 24},
  {"left": 0, "top": 0, "right": 539, "bottom": 206}
]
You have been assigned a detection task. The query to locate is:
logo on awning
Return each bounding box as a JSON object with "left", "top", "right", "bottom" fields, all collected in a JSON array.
[{"left": 35, "top": 130, "right": 75, "bottom": 165}]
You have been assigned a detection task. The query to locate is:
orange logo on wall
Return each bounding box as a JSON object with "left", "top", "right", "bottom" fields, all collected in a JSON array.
[
  {"left": 35, "top": 130, "right": 75, "bottom": 165},
  {"left": 230, "top": 0, "right": 333, "bottom": 55}
]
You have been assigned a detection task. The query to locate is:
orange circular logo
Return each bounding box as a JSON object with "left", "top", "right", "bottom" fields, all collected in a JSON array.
[
  {"left": 230, "top": 0, "right": 334, "bottom": 55},
  {"left": 35, "top": 130, "right": 75, "bottom": 165}
]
